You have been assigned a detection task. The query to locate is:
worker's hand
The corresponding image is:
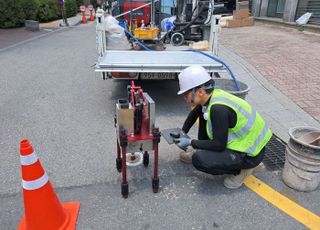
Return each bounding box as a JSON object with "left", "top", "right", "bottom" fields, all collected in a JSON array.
[{"left": 173, "top": 137, "right": 191, "bottom": 151}]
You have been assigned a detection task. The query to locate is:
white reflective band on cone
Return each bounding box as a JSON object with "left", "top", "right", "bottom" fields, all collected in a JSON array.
[
  {"left": 20, "top": 152, "right": 38, "bottom": 166},
  {"left": 22, "top": 172, "right": 49, "bottom": 190}
]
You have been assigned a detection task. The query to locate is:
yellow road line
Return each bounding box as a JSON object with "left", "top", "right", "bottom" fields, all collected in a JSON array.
[
  {"left": 244, "top": 175, "right": 320, "bottom": 230},
  {"left": 191, "top": 107, "right": 319, "bottom": 228}
]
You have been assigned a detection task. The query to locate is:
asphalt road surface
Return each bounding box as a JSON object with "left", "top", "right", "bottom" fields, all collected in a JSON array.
[{"left": 0, "top": 24, "right": 307, "bottom": 230}]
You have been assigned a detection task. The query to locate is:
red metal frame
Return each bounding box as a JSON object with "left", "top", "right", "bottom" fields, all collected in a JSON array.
[
  {"left": 153, "top": 142, "right": 158, "bottom": 179},
  {"left": 117, "top": 140, "right": 121, "bottom": 160},
  {"left": 116, "top": 81, "right": 160, "bottom": 198}
]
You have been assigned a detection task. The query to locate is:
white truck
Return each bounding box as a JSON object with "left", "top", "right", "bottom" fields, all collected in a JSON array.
[{"left": 94, "top": 10, "right": 225, "bottom": 80}]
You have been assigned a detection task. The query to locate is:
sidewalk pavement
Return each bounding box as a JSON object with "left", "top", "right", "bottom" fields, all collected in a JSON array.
[
  {"left": 220, "top": 21, "right": 320, "bottom": 122},
  {"left": 40, "top": 14, "right": 83, "bottom": 29},
  {"left": 0, "top": 28, "right": 49, "bottom": 50},
  {"left": 0, "top": 14, "right": 83, "bottom": 51}
]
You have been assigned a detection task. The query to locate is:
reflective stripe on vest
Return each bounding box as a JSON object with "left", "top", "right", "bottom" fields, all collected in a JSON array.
[
  {"left": 22, "top": 172, "right": 49, "bottom": 190},
  {"left": 20, "top": 152, "right": 38, "bottom": 166},
  {"left": 208, "top": 96, "right": 256, "bottom": 142},
  {"left": 245, "top": 125, "right": 269, "bottom": 153},
  {"left": 206, "top": 89, "right": 272, "bottom": 156}
]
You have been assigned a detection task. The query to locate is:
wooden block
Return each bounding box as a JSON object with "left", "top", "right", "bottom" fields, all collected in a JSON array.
[
  {"left": 226, "top": 19, "right": 241, "bottom": 28},
  {"left": 241, "top": 17, "right": 254, "bottom": 27},
  {"left": 219, "top": 16, "right": 233, "bottom": 27},
  {"left": 233, "top": 9, "right": 250, "bottom": 19},
  {"left": 189, "top": 41, "right": 209, "bottom": 51}
]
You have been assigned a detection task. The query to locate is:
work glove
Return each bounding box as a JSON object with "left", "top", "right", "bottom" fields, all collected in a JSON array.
[{"left": 173, "top": 137, "right": 191, "bottom": 151}]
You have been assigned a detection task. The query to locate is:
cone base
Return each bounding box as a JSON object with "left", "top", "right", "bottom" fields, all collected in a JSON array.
[{"left": 18, "top": 202, "right": 80, "bottom": 230}]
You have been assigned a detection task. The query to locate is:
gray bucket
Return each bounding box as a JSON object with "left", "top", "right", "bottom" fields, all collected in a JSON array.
[
  {"left": 282, "top": 126, "right": 320, "bottom": 192},
  {"left": 214, "top": 78, "right": 250, "bottom": 100}
]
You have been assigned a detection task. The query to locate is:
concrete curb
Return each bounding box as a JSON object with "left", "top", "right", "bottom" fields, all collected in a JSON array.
[
  {"left": 58, "top": 16, "right": 83, "bottom": 27},
  {"left": 254, "top": 17, "right": 320, "bottom": 34}
]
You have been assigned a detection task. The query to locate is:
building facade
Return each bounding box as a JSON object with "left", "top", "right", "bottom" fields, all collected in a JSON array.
[{"left": 252, "top": 0, "right": 320, "bottom": 24}]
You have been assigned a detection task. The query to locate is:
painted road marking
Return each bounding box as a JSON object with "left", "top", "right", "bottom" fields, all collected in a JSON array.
[{"left": 244, "top": 175, "right": 320, "bottom": 230}]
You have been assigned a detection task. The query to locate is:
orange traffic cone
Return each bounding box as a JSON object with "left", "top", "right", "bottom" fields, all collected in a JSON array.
[{"left": 18, "top": 140, "right": 80, "bottom": 230}]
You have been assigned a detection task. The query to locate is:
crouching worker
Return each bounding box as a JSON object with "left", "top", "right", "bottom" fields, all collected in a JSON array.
[{"left": 174, "top": 66, "right": 272, "bottom": 189}]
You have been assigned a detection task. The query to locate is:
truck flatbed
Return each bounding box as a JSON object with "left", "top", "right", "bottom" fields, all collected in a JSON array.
[{"left": 95, "top": 50, "right": 225, "bottom": 73}]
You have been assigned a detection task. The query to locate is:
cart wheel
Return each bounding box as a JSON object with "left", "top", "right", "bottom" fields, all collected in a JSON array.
[
  {"left": 121, "top": 183, "right": 129, "bottom": 198},
  {"left": 171, "top": 32, "right": 184, "bottom": 46},
  {"left": 143, "top": 152, "right": 149, "bottom": 167},
  {"left": 116, "top": 158, "right": 122, "bottom": 172},
  {"left": 152, "top": 177, "right": 159, "bottom": 193}
]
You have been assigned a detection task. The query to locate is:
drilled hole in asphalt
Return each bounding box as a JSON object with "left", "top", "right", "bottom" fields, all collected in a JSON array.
[{"left": 263, "top": 135, "right": 286, "bottom": 171}]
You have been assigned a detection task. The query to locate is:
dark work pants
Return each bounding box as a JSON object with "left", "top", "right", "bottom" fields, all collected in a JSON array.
[
  {"left": 192, "top": 148, "right": 265, "bottom": 175},
  {"left": 193, "top": 116, "right": 265, "bottom": 175}
]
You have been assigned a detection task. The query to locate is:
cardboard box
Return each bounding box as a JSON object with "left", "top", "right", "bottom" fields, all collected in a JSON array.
[
  {"left": 241, "top": 17, "right": 254, "bottom": 27},
  {"left": 233, "top": 9, "right": 250, "bottom": 19},
  {"left": 238, "top": 1, "right": 249, "bottom": 7},
  {"left": 226, "top": 19, "right": 241, "bottom": 28},
  {"left": 238, "top": 1, "right": 249, "bottom": 10}
]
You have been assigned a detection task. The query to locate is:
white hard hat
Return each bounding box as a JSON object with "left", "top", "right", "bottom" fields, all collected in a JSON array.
[{"left": 177, "top": 66, "right": 211, "bottom": 95}]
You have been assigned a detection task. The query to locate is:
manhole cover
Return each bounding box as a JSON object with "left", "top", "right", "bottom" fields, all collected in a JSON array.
[{"left": 263, "top": 135, "right": 286, "bottom": 171}]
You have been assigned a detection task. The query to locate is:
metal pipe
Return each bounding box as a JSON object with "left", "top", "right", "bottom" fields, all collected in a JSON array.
[
  {"left": 151, "top": 0, "right": 155, "bottom": 26},
  {"left": 208, "top": 15, "right": 221, "bottom": 56}
]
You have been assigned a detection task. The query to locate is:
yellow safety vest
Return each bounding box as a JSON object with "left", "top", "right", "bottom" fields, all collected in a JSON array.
[{"left": 206, "top": 89, "right": 272, "bottom": 157}]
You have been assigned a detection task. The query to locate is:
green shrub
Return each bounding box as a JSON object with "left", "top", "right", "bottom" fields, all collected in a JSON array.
[
  {"left": 36, "top": 0, "right": 60, "bottom": 22},
  {"left": 0, "top": 0, "right": 78, "bottom": 28},
  {"left": 0, "top": 0, "right": 27, "bottom": 28},
  {"left": 65, "top": 0, "right": 78, "bottom": 18},
  {"left": 76, "top": 0, "right": 85, "bottom": 7},
  {"left": 298, "top": 25, "right": 305, "bottom": 32},
  {"left": 20, "top": 0, "right": 38, "bottom": 20}
]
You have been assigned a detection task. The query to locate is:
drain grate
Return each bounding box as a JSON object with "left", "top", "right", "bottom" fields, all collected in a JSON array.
[{"left": 263, "top": 135, "right": 286, "bottom": 171}]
